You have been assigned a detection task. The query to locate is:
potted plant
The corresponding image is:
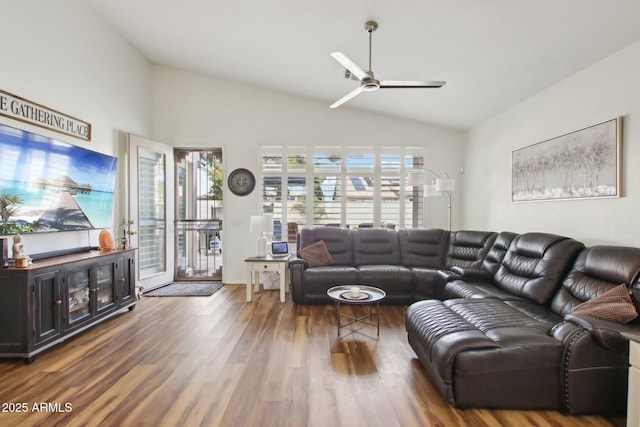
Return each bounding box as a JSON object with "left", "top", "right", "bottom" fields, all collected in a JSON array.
[{"left": 0, "top": 192, "right": 24, "bottom": 234}]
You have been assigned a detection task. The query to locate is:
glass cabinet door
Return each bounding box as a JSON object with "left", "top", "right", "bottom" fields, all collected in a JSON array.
[
  {"left": 67, "top": 268, "right": 90, "bottom": 324},
  {"left": 96, "top": 263, "right": 115, "bottom": 312}
]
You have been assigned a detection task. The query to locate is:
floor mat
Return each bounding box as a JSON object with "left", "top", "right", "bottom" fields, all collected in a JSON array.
[{"left": 145, "top": 282, "right": 223, "bottom": 297}]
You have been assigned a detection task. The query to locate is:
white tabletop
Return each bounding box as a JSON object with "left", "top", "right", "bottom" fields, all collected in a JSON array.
[{"left": 327, "top": 285, "right": 386, "bottom": 304}]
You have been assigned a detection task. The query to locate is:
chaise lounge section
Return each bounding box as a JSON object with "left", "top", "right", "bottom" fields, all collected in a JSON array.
[{"left": 406, "top": 241, "right": 640, "bottom": 414}]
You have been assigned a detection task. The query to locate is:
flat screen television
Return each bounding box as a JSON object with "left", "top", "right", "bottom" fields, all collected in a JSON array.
[{"left": 0, "top": 122, "right": 118, "bottom": 234}]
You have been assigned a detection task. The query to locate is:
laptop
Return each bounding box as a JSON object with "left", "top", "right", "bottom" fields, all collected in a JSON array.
[{"left": 271, "top": 241, "right": 289, "bottom": 257}]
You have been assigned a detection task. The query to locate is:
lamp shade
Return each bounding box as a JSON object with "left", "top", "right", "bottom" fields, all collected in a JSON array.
[
  {"left": 250, "top": 214, "right": 273, "bottom": 233},
  {"left": 424, "top": 184, "right": 440, "bottom": 197},
  {"left": 250, "top": 214, "right": 273, "bottom": 257},
  {"left": 435, "top": 178, "right": 454, "bottom": 192},
  {"left": 407, "top": 172, "right": 426, "bottom": 186}
]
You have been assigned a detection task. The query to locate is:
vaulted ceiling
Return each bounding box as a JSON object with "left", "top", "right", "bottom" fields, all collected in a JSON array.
[{"left": 89, "top": 0, "right": 640, "bottom": 130}]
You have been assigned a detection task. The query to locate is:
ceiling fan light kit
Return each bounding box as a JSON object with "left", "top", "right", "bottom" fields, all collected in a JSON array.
[{"left": 330, "top": 20, "right": 446, "bottom": 109}]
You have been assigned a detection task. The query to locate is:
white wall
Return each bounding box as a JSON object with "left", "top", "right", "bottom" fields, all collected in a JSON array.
[
  {"left": 7, "top": 2, "right": 638, "bottom": 284},
  {"left": 0, "top": 1, "right": 152, "bottom": 253},
  {"left": 0, "top": 3, "right": 462, "bottom": 285},
  {"left": 463, "top": 40, "right": 640, "bottom": 246},
  {"left": 152, "top": 66, "right": 464, "bottom": 283}
]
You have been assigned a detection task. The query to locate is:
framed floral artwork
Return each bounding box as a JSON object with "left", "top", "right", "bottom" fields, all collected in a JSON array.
[{"left": 512, "top": 117, "right": 621, "bottom": 202}]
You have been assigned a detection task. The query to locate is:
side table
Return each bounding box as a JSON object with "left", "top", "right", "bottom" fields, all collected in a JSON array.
[
  {"left": 327, "top": 285, "right": 386, "bottom": 337},
  {"left": 244, "top": 255, "right": 290, "bottom": 302}
]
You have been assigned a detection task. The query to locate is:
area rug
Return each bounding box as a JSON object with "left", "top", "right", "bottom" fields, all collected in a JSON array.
[{"left": 145, "top": 282, "right": 223, "bottom": 297}]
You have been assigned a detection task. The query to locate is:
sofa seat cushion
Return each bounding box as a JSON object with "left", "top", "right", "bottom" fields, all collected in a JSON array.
[
  {"left": 406, "top": 298, "right": 563, "bottom": 409},
  {"left": 302, "top": 265, "right": 360, "bottom": 296},
  {"left": 357, "top": 265, "right": 413, "bottom": 301}
]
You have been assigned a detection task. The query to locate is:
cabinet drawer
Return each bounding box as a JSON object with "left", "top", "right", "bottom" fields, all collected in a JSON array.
[{"left": 252, "top": 263, "right": 281, "bottom": 272}]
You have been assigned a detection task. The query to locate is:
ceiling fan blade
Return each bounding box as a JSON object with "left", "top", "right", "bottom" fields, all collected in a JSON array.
[
  {"left": 331, "top": 52, "right": 369, "bottom": 81},
  {"left": 380, "top": 80, "right": 446, "bottom": 89},
  {"left": 330, "top": 86, "right": 365, "bottom": 108}
]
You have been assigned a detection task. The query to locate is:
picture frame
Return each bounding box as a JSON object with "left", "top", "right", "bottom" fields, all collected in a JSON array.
[{"left": 512, "top": 117, "right": 621, "bottom": 202}]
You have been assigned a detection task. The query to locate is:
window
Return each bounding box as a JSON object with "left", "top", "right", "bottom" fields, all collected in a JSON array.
[
  {"left": 345, "top": 151, "right": 375, "bottom": 227},
  {"left": 380, "top": 152, "right": 402, "bottom": 228},
  {"left": 261, "top": 152, "right": 283, "bottom": 239},
  {"left": 313, "top": 152, "right": 342, "bottom": 226},
  {"left": 400, "top": 149, "right": 425, "bottom": 229},
  {"left": 286, "top": 153, "right": 306, "bottom": 241},
  {"left": 261, "top": 147, "right": 425, "bottom": 232}
]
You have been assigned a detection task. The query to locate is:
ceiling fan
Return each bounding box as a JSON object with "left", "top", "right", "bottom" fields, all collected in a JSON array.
[{"left": 330, "top": 20, "right": 446, "bottom": 109}]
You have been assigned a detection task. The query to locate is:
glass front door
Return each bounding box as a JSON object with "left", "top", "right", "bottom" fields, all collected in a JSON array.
[
  {"left": 128, "top": 134, "right": 175, "bottom": 291},
  {"left": 175, "top": 149, "right": 223, "bottom": 281}
]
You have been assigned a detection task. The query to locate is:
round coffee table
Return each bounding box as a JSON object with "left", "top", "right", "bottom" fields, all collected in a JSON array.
[{"left": 327, "top": 285, "right": 386, "bottom": 337}]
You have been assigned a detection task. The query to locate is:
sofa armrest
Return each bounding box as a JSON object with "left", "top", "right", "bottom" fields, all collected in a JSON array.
[
  {"left": 289, "top": 257, "right": 307, "bottom": 303},
  {"left": 289, "top": 257, "right": 307, "bottom": 268},
  {"left": 564, "top": 313, "right": 638, "bottom": 354},
  {"left": 450, "top": 266, "right": 493, "bottom": 282},
  {"left": 437, "top": 269, "right": 459, "bottom": 282}
]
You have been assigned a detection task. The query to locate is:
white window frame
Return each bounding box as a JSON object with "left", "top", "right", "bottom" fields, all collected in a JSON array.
[{"left": 260, "top": 146, "right": 426, "bottom": 229}]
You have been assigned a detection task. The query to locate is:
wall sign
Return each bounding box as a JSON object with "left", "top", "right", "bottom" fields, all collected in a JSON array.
[{"left": 0, "top": 89, "right": 91, "bottom": 141}]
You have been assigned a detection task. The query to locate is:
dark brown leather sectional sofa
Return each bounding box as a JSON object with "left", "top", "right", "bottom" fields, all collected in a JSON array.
[{"left": 289, "top": 226, "right": 640, "bottom": 415}]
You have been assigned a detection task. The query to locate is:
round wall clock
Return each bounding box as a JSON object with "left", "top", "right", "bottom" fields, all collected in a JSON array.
[{"left": 228, "top": 168, "right": 256, "bottom": 196}]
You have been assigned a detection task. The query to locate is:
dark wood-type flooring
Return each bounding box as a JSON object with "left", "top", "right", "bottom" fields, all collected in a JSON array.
[{"left": 0, "top": 284, "right": 626, "bottom": 426}]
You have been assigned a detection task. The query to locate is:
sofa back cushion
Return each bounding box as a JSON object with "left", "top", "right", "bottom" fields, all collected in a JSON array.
[
  {"left": 299, "top": 226, "right": 354, "bottom": 265},
  {"left": 550, "top": 246, "right": 640, "bottom": 316},
  {"left": 493, "top": 232, "right": 584, "bottom": 305},
  {"left": 481, "top": 231, "right": 518, "bottom": 276},
  {"left": 446, "top": 230, "right": 497, "bottom": 269},
  {"left": 398, "top": 228, "right": 449, "bottom": 268},
  {"left": 353, "top": 228, "right": 401, "bottom": 265}
]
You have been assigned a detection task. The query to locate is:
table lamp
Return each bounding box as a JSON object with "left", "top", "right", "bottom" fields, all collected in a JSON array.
[{"left": 250, "top": 214, "right": 273, "bottom": 257}]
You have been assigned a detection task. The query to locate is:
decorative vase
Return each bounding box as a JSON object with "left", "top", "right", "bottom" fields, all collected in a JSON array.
[{"left": 98, "top": 229, "right": 116, "bottom": 251}]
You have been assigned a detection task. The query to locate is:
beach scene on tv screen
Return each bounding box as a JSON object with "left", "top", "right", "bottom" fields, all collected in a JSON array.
[{"left": 0, "top": 123, "right": 117, "bottom": 233}]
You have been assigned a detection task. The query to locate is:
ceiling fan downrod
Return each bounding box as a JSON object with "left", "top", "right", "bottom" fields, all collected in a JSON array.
[{"left": 365, "top": 21, "right": 378, "bottom": 73}]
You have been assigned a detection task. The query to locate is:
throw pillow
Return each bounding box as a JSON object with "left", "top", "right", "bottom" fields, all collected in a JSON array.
[
  {"left": 299, "top": 240, "right": 334, "bottom": 267},
  {"left": 571, "top": 284, "right": 638, "bottom": 324}
]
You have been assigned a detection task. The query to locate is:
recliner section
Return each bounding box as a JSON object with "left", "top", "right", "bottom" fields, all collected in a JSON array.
[{"left": 443, "top": 232, "right": 584, "bottom": 302}]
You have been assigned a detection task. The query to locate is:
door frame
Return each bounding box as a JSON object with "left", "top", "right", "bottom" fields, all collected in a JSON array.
[{"left": 127, "top": 134, "right": 175, "bottom": 290}]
